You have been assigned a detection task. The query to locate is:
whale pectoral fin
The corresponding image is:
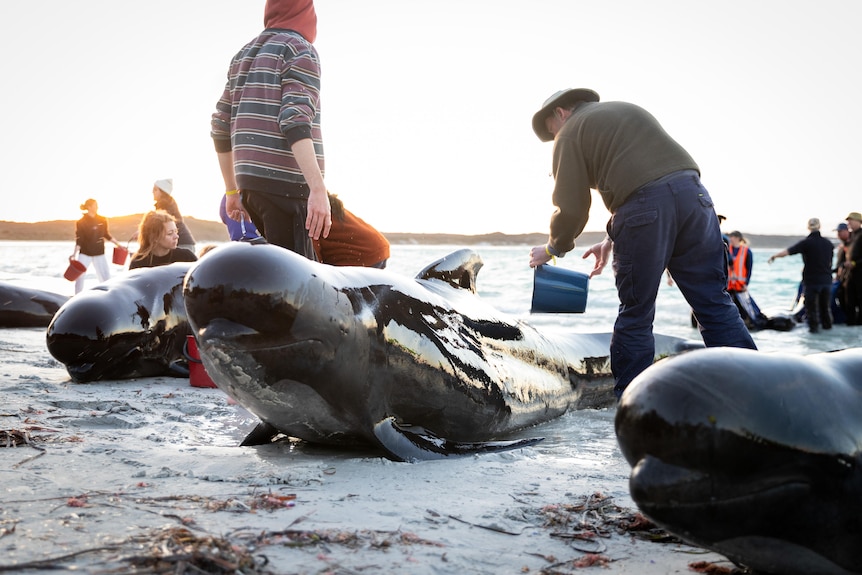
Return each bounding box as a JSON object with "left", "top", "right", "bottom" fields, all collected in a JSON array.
[
  {"left": 372, "top": 416, "right": 543, "bottom": 462},
  {"left": 240, "top": 421, "right": 282, "bottom": 446}
]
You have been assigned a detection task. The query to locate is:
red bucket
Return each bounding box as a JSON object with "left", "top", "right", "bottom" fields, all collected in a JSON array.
[
  {"left": 63, "top": 259, "right": 87, "bottom": 281},
  {"left": 184, "top": 335, "right": 217, "bottom": 388},
  {"left": 112, "top": 245, "right": 129, "bottom": 265}
]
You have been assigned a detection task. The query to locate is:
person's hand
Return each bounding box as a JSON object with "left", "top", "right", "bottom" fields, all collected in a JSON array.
[
  {"left": 768, "top": 256, "right": 775, "bottom": 264},
  {"left": 582, "top": 238, "right": 612, "bottom": 278},
  {"left": 305, "top": 188, "right": 331, "bottom": 240},
  {"left": 529, "top": 245, "right": 553, "bottom": 268},
  {"left": 225, "top": 192, "right": 248, "bottom": 222}
]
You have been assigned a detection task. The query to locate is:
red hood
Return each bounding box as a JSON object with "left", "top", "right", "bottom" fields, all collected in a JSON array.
[{"left": 264, "top": 0, "right": 317, "bottom": 43}]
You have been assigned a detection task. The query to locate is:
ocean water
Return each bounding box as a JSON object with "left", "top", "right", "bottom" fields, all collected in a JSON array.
[{"left": 2, "top": 240, "right": 859, "bottom": 356}]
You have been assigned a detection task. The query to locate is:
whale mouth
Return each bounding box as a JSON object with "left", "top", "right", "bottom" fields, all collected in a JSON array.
[
  {"left": 630, "top": 454, "right": 813, "bottom": 513},
  {"left": 63, "top": 346, "right": 144, "bottom": 382},
  {"left": 198, "top": 318, "right": 327, "bottom": 356}
]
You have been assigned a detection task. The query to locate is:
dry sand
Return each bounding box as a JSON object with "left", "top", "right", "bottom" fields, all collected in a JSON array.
[{"left": 0, "top": 326, "right": 735, "bottom": 574}]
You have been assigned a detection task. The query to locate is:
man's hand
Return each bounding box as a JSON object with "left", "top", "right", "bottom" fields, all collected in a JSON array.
[
  {"left": 305, "top": 188, "right": 331, "bottom": 240},
  {"left": 225, "top": 193, "right": 248, "bottom": 222},
  {"left": 529, "top": 245, "right": 554, "bottom": 268},
  {"left": 582, "top": 238, "right": 612, "bottom": 278}
]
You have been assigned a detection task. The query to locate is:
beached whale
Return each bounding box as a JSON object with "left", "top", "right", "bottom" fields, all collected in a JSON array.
[
  {"left": 46, "top": 263, "right": 194, "bottom": 382},
  {"left": 183, "top": 243, "right": 701, "bottom": 461},
  {"left": 615, "top": 347, "right": 862, "bottom": 575},
  {"left": 0, "top": 282, "right": 69, "bottom": 328}
]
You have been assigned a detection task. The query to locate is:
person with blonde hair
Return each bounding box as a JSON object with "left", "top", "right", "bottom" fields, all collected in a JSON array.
[
  {"left": 129, "top": 210, "right": 197, "bottom": 270},
  {"left": 70, "top": 198, "right": 121, "bottom": 293}
]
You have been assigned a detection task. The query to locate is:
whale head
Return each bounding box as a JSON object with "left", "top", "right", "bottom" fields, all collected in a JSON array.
[
  {"left": 183, "top": 242, "right": 382, "bottom": 444},
  {"left": 46, "top": 264, "right": 192, "bottom": 382},
  {"left": 615, "top": 347, "right": 862, "bottom": 575}
]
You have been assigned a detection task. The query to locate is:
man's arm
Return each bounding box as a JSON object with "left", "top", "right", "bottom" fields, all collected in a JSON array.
[
  {"left": 768, "top": 249, "right": 789, "bottom": 263},
  {"left": 291, "top": 138, "right": 331, "bottom": 240}
]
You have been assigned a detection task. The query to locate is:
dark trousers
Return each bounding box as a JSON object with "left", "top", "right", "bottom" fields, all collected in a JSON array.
[
  {"left": 242, "top": 191, "right": 317, "bottom": 260},
  {"left": 844, "top": 273, "right": 862, "bottom": 325},
  {"left": 803, "top": 283, "right": 833, "bottom": 331},
  {"left": 609, "top": 171, "right": 757, "bottom": 398}
]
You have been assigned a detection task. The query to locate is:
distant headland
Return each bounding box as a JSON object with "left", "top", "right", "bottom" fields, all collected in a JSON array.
[{"left": 0, "top": 216, "right": 798, "bottom": 249}]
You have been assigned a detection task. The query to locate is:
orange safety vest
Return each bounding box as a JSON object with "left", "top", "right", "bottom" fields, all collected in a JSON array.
[{"left": 727, "top": 244, "right": 750, "bottom": 292}]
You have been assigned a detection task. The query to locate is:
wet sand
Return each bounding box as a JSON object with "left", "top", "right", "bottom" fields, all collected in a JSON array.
[{"left": 0, "top": 326, "right": 734, "bottom": 574}]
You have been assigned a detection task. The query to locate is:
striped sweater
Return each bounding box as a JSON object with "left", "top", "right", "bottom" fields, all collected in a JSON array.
[{"left": 211, "top": 29, "right": 324, "bottom": 198}]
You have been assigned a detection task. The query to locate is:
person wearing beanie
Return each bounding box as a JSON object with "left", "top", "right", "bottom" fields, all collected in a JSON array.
[
  {"left": 527, "top": 89, "right": 756, "bottom": 399},
  {"left": 152, "top": 179, "right": 196, "bottom": 253},
  {"left": 211, "top": 0, "right": 331, "bottom": 258},
  {"left": 768, "top": 218, "right": 835, "bottom": 332}
]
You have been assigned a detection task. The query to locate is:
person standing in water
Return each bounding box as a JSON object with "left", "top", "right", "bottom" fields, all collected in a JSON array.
[
  {"left": 71, "top": 198, "right": 121, "bottom": 294},
  {"left": 768, "top": 218, "right": 835, "bottom": 333}
]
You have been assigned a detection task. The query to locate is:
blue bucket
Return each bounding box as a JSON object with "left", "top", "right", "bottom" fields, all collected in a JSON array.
[{"left": 531, "top": 265, "right": 589, "bottom": 313}]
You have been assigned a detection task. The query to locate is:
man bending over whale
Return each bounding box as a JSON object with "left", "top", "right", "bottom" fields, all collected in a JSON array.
[{"left": 528, "top": 89, "right": 756, "bottom": 398}]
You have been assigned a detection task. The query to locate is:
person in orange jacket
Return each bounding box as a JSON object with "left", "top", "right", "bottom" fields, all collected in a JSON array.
[{"left": 313, "top": 193, "right": 389, "bottom": 268}]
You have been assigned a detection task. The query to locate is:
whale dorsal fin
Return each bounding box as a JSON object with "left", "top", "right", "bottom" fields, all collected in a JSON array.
[{"left": 415, "top": 249, "right": 483, "bottom": 293}]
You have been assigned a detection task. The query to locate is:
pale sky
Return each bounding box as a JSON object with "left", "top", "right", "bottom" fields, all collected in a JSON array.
[{"left": 3, "top": 1, "right": 859, "bottom": 236}]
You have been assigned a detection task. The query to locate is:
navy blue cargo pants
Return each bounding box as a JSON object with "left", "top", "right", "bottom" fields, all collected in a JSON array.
[{"left": 608, "top": 170, "right": 757, "bottom": 398}]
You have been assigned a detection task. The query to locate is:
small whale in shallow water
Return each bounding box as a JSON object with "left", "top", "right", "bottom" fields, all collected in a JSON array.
[{"left": 183, "top": 243, "right": 700, "bottom": 461}]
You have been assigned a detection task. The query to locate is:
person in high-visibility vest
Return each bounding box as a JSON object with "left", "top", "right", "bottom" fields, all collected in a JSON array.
[{"left": 727, "top": 231, "right": 753, "bottom": 293}]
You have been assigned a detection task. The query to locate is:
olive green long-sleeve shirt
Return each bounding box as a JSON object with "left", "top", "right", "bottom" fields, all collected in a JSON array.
[{"left": 548, "top": 101, "right": 699, "bottom": 255}]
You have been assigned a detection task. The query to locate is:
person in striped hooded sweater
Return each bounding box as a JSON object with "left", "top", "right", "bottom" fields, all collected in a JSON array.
[{"left": 211, "top": 0, "right": 330, "bottom": 259}]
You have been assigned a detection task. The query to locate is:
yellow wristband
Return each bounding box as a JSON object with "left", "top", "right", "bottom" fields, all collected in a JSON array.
[
  {"left": 544, "top": 244, "right": 556, "bottom": 264},
  {"left": 225, "top": 189, "right": 239, "bottom": 196}
]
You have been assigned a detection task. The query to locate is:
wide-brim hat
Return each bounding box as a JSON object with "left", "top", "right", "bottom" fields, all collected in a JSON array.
[
  {"left": 846, "top": 211, "right": 862, "bottom": 222},
  {"left": 532, "top": 88, "right": 600, "bottom": 142}
]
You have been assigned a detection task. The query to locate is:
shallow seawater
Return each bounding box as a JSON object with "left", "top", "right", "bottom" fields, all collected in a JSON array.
[{"left": 3, "top": 240, "right": 859, "bottom": 355}]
